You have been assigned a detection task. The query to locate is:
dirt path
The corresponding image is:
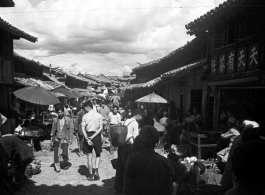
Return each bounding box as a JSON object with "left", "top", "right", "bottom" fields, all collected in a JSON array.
[{"left": 15, "top": 139, "right": 118, "bottom": 195}]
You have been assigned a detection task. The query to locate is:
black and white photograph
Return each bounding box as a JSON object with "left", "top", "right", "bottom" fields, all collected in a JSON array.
[{"left": 0, "top": 0, "right": 265, "bottom": 195}]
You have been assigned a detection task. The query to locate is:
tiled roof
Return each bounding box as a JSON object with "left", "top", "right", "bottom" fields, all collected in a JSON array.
[
  {"left": 132, "top": 39, "right": 196, "bottom": 73},
  {"left": 77, "top": 74, "right": 99, "bottom": 85},
  {"left": 122, "top": 76, "right": 162, "bottom": 90},
  {"left": 14, "top": 77, "right": 58, "bottom": 91},
  {"left": 78, "top": 73, "right": 102, "bottom": 84},
  {"left": 162, "top": 59, "right": 207, "bottom": 78},
  {"left": 0, "top": 17, "right": 37, "bottom": 42},
  {"left": 43, "top": 73, "right": 69, "bottom": 89},
  {"left": 65, "top": 72, "right": 88, "bottom": 83},
  {"left": 185, "top": 0, "right": 251, "bottom": 35},
  {"left": 97, "top": 74, "right": 112, "bottom": 84}
]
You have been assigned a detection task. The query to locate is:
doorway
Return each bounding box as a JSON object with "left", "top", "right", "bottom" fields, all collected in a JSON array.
[{"left": 190, "top": 89, "right": 202, "bottom": 111}]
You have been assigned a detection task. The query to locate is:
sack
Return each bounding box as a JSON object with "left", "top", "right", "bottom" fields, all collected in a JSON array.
[
  {"left": 110, "top": 125, "right": 128, "bottom": 147},
  {"left": 25, "top": 159, "right": 41, "bottom": 178}
]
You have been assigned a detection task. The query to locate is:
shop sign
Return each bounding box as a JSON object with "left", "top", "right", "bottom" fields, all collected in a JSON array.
[
  {"left": 218, "top": 53, "right": 226, "bottom": 75},
  {"left": 248, "top": 44, "right": 259, "bottom": 69},
  {"left": 237, "top": 47, "right": 247, "bottom": 72},
  {"left": 227, "top": 50, "right": 235, "bottom": 73},
  {"left": 211, "top": 56, "right": 218, "bottom": 75}
]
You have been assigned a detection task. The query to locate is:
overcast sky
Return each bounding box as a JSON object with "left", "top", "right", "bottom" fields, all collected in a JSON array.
[{"left": 0, "top": 0, "right": 225, "bottom": 75}]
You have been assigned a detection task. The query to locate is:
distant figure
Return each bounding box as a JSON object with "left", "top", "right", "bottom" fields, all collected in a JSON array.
[
  {"left": 123, "top": 125, "right": 173, "bottom": 195},
  {"left": 217, "top": 117, "right": 239, "bottom": 162}
]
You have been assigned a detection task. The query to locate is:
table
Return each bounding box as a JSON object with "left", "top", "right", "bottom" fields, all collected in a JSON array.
[
  {"left": 18, "top": 127, "right": 42, "bottom": 151},
  {"left": 189, "top": 131, "right": 218, "bottom": 160}
]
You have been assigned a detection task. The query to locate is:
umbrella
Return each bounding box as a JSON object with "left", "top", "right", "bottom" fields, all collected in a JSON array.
[
  {"left": 53, "top": 88, "right": 75, "bottom": 98},
  {"left": 70, "top": 89, "right": 82, "bottom": 98},
  {"left": 14, "top": 86, "right": 60, "bottom": 105},
  {"left": 52, "top": 92, "right": 66, "bottom": 98},
  {"left": 80, "top": 91, "right": 91, "bottom": 97},
  {"left": 135, "top": 92, "right": 168, "bottom": 104}
]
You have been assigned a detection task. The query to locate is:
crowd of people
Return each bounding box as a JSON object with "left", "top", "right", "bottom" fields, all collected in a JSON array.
[{"left": 1, "top": 96, "right": 265, "bottom": 195}]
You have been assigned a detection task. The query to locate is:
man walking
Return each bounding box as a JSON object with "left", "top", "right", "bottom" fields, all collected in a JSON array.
[
  {"left": 81, "top": 101, "right": 103, "bottom": 181},
  {"left": 50, "top": 104, "right": 74, "bottom": 172},
  {"left": 98, "top": 100, "right": 111, "bottom": 147},
  {"left": 74, "top": 102, "right": 86, "bottom": 154},
  {"left": 114, "top": 110, "right": 142, "bottom": 194}
]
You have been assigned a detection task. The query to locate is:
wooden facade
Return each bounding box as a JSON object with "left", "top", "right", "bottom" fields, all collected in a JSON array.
[
  {"left": 186, "top": 0, "right": 265, "bottom": 127},
  {"left": 0, "top": 16, "right": 37, "bottom": 117}
]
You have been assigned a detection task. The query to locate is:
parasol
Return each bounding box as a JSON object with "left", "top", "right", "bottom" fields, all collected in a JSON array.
[
  {"left": 80, "top": 91, "right": 92, "bottom": 97},
  {"left": 14, "top": 86, "right": 60, "bottom": 105},
  {"left": 70, "top": 89, "right": 82, "bottom": 98},
  {"left": 52, "top": 92, "right": 66, "bottom": 98},
  {"left": 53, "top": 88, "right": 75, "bottom": 99},
  {"left": 135, "top": 92, "right": 168, "bottom": 104}
]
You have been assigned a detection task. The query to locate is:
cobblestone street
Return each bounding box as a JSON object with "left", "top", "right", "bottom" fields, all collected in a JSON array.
[{"left": 15, "top": 139, "right": 118, "bottom": 195}]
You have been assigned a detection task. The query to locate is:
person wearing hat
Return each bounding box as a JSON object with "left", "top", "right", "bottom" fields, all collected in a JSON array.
[
  {"left": 217, "top": 117, "right": 240, "bottom": 162},
  {"left": 221, "top": 120, "right": 261, "bottom": 190},
  {"left": 174, "top": 160, "right": 206, "bottom": 195},
  {"left": 123, "top": 125, "right": 173, "bottom": 195}
]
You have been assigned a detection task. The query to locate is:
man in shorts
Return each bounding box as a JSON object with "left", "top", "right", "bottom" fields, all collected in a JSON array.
[{"left": 81, "top": 101, "right": 103, "bottom": 181}]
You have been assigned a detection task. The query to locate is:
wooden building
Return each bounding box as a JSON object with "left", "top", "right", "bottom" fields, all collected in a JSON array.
[
  {"left": 186, "top": 0, "right": 265, "bottom": 127},
  {"left": 0, "top": 16, "right": 37, "bottom": 116}
]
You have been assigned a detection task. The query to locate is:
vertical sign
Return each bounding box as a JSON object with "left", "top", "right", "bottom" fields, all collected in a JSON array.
[
  {"left": 237, "top": 47, "right": 247, "bottom": 72},
  {"left": 227, "top": 50, "right": 235, "bottom": 73},
  {"left": 218, "top": 53, "right": 226, "bottom": 75},
  {"left": 211, "top": 56, "right": 218, "bottom": 75},
  {"left": 248, "top": 44, "right": 259, "bottom": 69}
]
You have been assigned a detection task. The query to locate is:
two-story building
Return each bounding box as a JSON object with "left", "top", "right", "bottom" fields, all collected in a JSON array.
[
  {"left": 0, "top": 16, "right": 37, "bottom": 116},
  {"left": 186, "top": 0, "right": 265, "bottom": 127}
]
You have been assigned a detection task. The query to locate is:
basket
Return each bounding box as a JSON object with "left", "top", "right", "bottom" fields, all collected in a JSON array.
[{"left": 111, "top": 158, "right": 118, "bottom": 169}]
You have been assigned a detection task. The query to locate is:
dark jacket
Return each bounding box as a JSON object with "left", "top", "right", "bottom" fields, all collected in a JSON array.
[
  {"left": 124, "top": 150, "right": 173, "bottom": 195},
  {"left": 51, "top": 116, "right": 74, "bottom": 143}
]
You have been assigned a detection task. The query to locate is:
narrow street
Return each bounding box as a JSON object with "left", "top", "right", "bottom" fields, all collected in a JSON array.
[{"left": 15, "top": 139, "right": 118, "bottom": 195}]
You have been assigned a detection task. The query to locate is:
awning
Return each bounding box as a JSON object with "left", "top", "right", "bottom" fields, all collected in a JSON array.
[
  {"left": 14, "top": 77, "right": 58, "bottom": 91},
  {"left": 122, "top": 76, "right": 162, "bottom": 90},
  {"left": 161, "top": 58, "right": 207, "bottom": 78}
]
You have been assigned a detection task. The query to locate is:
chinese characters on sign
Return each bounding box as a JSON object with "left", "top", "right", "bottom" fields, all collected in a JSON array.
[
  {"left": 218, "top": 54, "right": 226, "bottom": 75},
  {"left": 237, "top": 48, "right": 246, "bottom": 72},
  {"left": 227, "top": 51, "right": 235, "bottom": 73},
  {"left": 211, "top": 57, "right": 217, "bottom": 75},
  {"left": 210, "top": 44, "right": 259, "bottom": 76},
  {"left": 248, "top": 44, "right": 259, "bottom": 69}
]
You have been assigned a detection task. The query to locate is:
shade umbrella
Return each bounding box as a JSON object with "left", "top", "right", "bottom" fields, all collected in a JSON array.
[
  {"left": 52, "top": 92, "right": 66, "bottom": 98},
  {"left": 80, "top": 91, "right": 91, "bottom": 97},
  {"left": 53, "top": 88, "right": 75, "bottom": 99},
  {"left": 14, "top": 86, "right": 60, "bottom": 105},
  {"left": 135, "top": 92, "right": 168, "bottom": 104},
  {"left": 70, "top": 89, "right": 82, "bottom": 98}
]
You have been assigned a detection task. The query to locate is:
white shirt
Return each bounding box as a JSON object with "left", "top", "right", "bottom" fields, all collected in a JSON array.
[
  {"left": 82, "top": 110, "right": 102, "bottom": 132},
  {"left": 109, "top": 112, "right": 121, "bottom": 125},
  {"left": 154, "top": 119, "right": 165, "bottom": 132},
  {"left": 124, "top": 118, "right": 139, "bottom": 145},
  {"left": 160, "top": 117, "right": 168, "bottom": 126}
]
